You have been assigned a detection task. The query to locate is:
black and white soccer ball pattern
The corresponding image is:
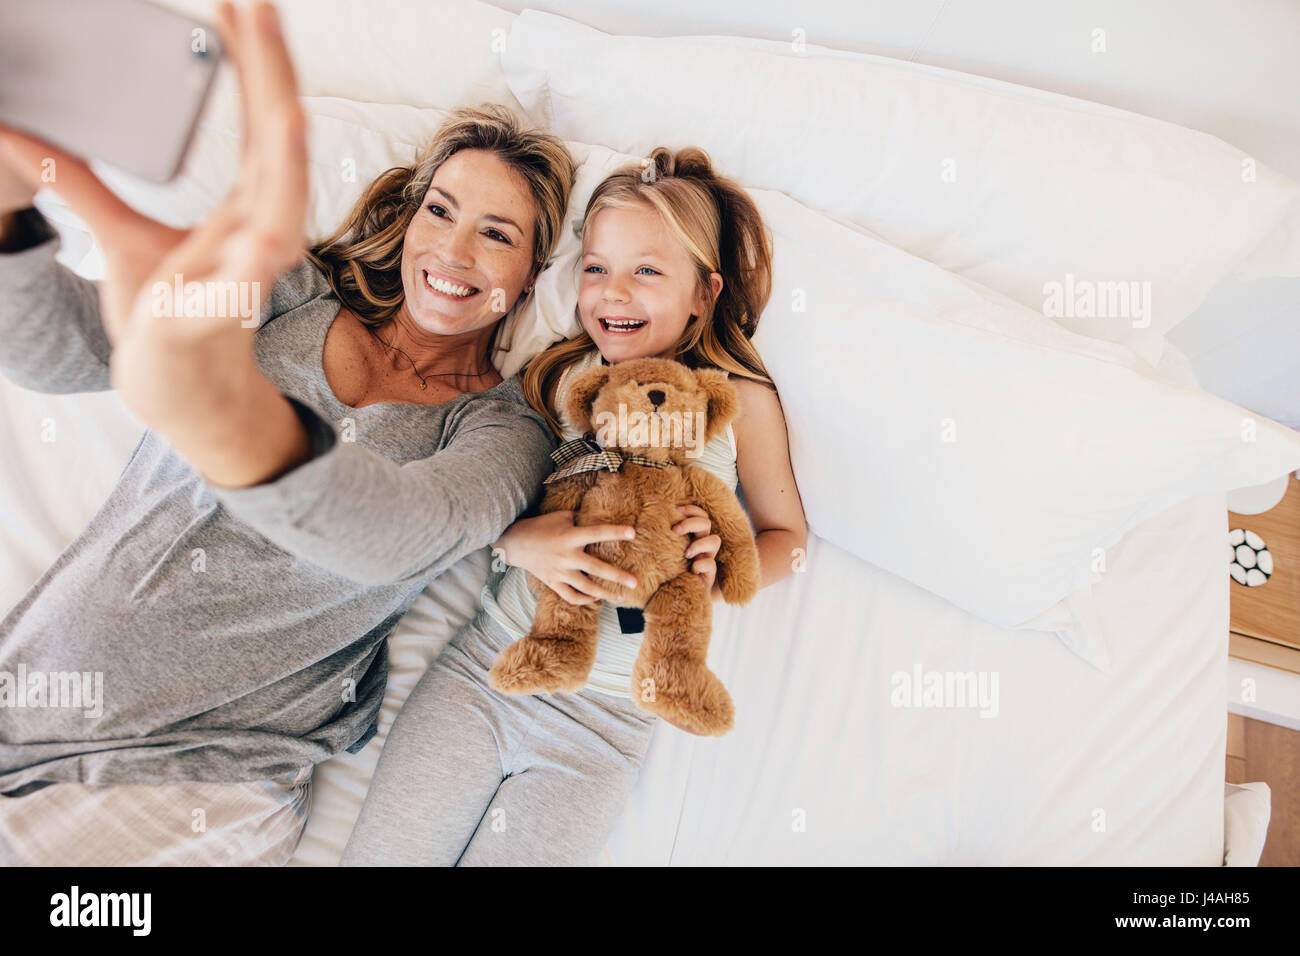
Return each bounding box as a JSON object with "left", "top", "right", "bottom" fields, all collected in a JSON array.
[{"left": 1228, "top": 528, "right": 1273, "bottom": 587}]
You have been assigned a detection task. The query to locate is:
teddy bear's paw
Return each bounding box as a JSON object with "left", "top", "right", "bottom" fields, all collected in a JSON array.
[
  {"left": 489, "top": 636, "right": 594, "bottom": 695},
  {"left": 632, "top": 657, "right": 735, "bottom": 736},
  {"left": 718, "top": 570, "right": 758, "bottom": 606},
  {"left": 716, "top": 549, "right": 761, "bottom": 605}
]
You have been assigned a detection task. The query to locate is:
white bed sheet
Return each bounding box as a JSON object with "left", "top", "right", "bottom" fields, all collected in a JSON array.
[
  {"left": 600, "top": 493, "right": 1227, "bottom": 865},
  {"left": 0, "top": 336, "right": 1231, "bottom": 865}
]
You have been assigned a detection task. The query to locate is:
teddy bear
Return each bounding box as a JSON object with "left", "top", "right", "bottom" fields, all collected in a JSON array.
[{"left": 488, "top": 356, "right": 761, "bottom": 736}]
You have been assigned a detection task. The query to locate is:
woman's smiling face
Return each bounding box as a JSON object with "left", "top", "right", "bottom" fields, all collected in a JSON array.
[
  {"left": 400, "top": 148, "right": 538, "bottom": 336},
  {"left": 578, "top": 204, "right": 717, "bottom": 364}
]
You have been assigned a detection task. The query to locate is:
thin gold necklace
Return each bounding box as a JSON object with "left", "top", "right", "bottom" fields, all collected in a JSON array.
[{"left": 366, "top": 324, "right": 496, "bottom": 390}]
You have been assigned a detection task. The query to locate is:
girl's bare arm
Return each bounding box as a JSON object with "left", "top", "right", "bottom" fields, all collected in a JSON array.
[{"left": 730, "top": 375, "right": 809, "bottom": 590}]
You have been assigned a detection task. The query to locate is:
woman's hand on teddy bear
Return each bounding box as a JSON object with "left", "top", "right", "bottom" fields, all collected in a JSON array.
[
  {"left": 492, "top": 510, "right": 639, "bottom": 606},
  {"left": 674, "top": 504, "right": 724, "bottom": 603}
]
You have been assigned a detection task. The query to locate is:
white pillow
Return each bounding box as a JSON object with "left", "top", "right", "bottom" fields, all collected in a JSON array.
[
  {"left": 500, "top": 10, "right": 1300, "bottom": 367},
  {"left": 153, "top": 0, "right": 521, "bottom": 113},
  {"left": 747, "top": 186, "right": 1300, "bottom": 663}
]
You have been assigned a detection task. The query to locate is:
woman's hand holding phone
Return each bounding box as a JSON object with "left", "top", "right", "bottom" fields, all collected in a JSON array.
[{"left": 0, "top": 3, "right": 310, "bottom": 488}]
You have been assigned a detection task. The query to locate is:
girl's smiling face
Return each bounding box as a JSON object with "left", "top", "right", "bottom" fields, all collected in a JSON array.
[{"left": 578, "top": 204, "right": 721, "bottom": 364}]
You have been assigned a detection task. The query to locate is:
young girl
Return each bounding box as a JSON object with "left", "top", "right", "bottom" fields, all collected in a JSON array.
[{"left": 340, "top": 147, "right": 807, "bottom": 866}]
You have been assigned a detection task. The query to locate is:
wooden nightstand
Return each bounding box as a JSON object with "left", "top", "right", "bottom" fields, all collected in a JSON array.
[
  {"left": 1226, "top": 473, "right": 1300, "bottom": 866},
  {"left": 1228, "top": 474, "right": 1300, "bottom": 671}
]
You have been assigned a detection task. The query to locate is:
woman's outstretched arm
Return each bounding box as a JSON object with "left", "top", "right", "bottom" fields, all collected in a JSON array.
[
  {"left": 1, "top": 3, "right": 311, "bottom": 489},
  {"left": 210, "top": 393, "right": 558, "bottom": 586},
  {"left": 2, "top": 5, "right": 561, "bottom": 588},
  {"left": 0, "top": 209, "right": 113, "bottom": 394}
]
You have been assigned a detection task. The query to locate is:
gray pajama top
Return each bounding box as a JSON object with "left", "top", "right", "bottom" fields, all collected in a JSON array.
[{"left": 0, "top": 213, "right": 556, "bottom": 795}]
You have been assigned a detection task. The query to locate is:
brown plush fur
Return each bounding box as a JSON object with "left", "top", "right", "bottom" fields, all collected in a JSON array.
[{"left": 488, "top": 357, "right": 761, "bottom": 736}]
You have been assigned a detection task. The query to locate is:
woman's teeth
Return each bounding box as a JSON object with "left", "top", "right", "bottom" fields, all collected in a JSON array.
[
  {"left": 424, "top": 271, "right": 477, "bottom": 298},
  {"left": 600, "top": 318, "right": 647, "bottom": 333}
]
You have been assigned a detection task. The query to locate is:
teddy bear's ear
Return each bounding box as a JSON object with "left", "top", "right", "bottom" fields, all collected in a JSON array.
[
  {"left": 563, "top": 365, "right": 612, "bottom": 430},
  {"left": 694, "top": 368, "right": 740, "bottom": 444}
]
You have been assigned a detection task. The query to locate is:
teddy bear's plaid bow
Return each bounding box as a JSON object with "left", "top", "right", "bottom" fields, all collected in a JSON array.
[{"left": 543, "top": 432, "right": 676, "bottom": 485}]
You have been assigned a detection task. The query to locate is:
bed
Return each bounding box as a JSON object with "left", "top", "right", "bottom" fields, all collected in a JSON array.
[
  {"left": 0, "top": 352, "right": 1267, "bottom": 865},
  {"left": 4, "top": 0, "right": 1296, "bottom": 865}
]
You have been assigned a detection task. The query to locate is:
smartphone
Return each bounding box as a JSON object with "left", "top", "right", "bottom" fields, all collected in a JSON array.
[{"left": 0, "top": 0, "right": 223, "bottom": 183}]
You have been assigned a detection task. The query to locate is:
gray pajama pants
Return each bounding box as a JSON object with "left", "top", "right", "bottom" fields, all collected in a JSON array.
[{"left": 340, "top": 608, "right": 658, "bottom": 866}]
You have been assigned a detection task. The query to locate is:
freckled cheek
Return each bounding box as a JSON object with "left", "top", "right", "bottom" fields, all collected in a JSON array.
[
  {"left": 401, "top": 221, "right": 437, "bottom": 262},
  {"left": 486, "top": 250, "right": 532, "bottom": 297},
  {"left": 397, "top": 234, "right": 420, "bottom": 288}
]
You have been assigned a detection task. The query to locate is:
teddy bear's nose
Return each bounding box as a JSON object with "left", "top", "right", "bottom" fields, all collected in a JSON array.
[{"left": 647, "top": 389, "right": 666, "bottom": 407}]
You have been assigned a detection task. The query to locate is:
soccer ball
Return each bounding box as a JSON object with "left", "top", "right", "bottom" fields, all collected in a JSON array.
[{"left": 1228, "top": 528, "right": 1273, "bottom": 587}]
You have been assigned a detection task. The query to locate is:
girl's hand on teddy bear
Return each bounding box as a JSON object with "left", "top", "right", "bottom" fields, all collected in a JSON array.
[
  {"left": 492, "top": 510, "right": 639, "bottom": 606},
  {"left": 674, "top": 504, "right": 723, "bottom": 602}
]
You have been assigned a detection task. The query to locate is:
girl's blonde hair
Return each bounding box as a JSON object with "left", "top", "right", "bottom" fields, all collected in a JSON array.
[
  {"left": 522, "top": 146, "right": 775, "bottom": 435},
  {"left": 307, "top": 104, "right": 576, "bottom": 360}
]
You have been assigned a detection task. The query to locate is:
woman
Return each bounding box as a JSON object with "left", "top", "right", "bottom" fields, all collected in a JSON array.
[{"left": 0, "top": 3, "right": 619, "bottom": 865}]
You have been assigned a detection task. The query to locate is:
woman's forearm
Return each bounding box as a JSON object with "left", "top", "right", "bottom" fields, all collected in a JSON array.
[
  {"left": 116, "top": 335, "right": 311, "bottom": 489},
  {"left": 168, "top": 371, "right": 312, "bottom": 489},
  {"left": 0, "top": 209, "right": 116, "bottom": 394}
]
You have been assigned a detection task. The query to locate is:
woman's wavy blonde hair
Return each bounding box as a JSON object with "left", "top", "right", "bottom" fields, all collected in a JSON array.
[
  {"left": 522, "top": 146, "right": 775, "bottom": 435},
  {"left": 307, "top": 104, "right": 576, "bottom": 360}
]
